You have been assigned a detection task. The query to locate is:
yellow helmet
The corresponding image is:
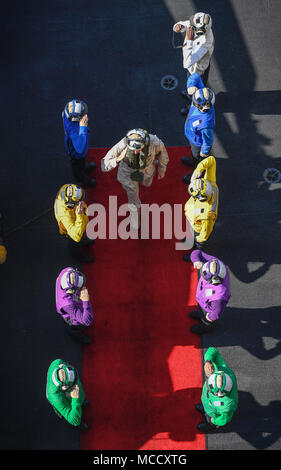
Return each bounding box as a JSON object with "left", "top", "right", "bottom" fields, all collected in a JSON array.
[
  {"left": 0, "top": 244, "right": 7, "bottom": 264},
  {"left": 188, "top": 178, "right": 213, "bottom": 201},
  {"left": 59, "top": 184, "right": 85, "bottom": 209}
]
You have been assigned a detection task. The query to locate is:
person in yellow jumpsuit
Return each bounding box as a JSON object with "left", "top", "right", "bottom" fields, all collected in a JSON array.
[
  {"left": 54, "top": 184, "right": 94, "bottom": 263},
  {"left": 183, "top": 156, "right": 218, "bottom": 261}
]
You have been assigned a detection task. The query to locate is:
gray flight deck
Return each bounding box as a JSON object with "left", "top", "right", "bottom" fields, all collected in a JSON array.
[{"left": 0, "top": 0, "right": 280, "bottom": 452}]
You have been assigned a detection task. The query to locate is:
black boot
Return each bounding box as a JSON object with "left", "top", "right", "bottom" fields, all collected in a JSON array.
[
  {"left": 68, "top": 239, "right": 94, "bottom": 263},
  {"left": 189, "top": 310, "right": 201, "bottom": 320},
  {"left": 80, "top": 237, "right": 95, "bottom": 247},
  {"left": 68, "top": 328, "right": 92, "bottom": 345},
  {"left": 182, "top": 252, "right": 191, "bottom": 262},
  {"left": 190, "top": 321, "right": 214, "bottom": 335},
  {"left": 195, "top": 404, "right": 205, "bottom": 414},
  {"left": 180, "top": 104, "right": 189, "bottom": 115},
  {"left": 181, "top": 156, "right": 197, "bottom": 167},
  {"left": 85, "top": 161, "right": 96, "bottom": 172},
  {"left": 181, "top": 90, "right": 189, "bottom": 99},
  {"left": 82, "top": 252, "right": 94, "bottom": 263},
  {"left": 79, "top": 334, "right": 92, "bottom": 345},
  {"left": 197, "top": 421, "right": 216, "bottom": 433},
  {"left": 83, "top": 176, "right": 96, "bottom": 188},
  {"left": 79, "top": 422, "right": 89, "bottom": 431},
  {"left": 72, "top": 250, "right": 94, "bottom": 264},
  {"left": 182, "top": 174, "right": 191, "bottom": 184}
]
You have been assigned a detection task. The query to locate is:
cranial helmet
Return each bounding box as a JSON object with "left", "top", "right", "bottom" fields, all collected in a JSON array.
[
  {"left": 52, "top": 363, "right": 78, "bottom": 391},
  {"left": 126, "top": 128, "right": 150, "bottom": 151},
  {"left": 190, "top": 12, "right": 212, "bottom": 35},
  {"left": 60, "top": 268, "right": 86, "bottom": 293},
  {"left": 64, "top": 99, "right": 88, "bottom": 122},
  {"left": 192, "top": 87, "right": 215, "bottom": 112},
  {"left": 207, "top": 371, "right": 233, "bottom": 397},
  {"left": 201, "top": 259, "right": 227, "bottom": 284},
  {"left": 188, "top": 178, "right": 213, "bottom": 201},
  {"left": 59, "top": 184, "right": 85, "bottom": 209}
]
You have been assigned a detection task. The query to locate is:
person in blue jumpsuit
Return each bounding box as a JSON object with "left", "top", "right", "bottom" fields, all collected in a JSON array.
[
  {"left": 62, "top": 99, "right": 96, "bottom": 187},
  {"left": 181, "top": 73, "right": 215, "bottom": 179}
]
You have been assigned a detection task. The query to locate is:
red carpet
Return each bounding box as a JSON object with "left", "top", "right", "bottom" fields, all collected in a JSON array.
[{"left": 81, "top": 146, "right": 206, "bottom": 450}]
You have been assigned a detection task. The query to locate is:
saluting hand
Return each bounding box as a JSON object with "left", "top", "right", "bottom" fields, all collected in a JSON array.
[
  {"left": 80, "top": 287, "right": 90, "bottom": 301},
  {"left": 191, "top": 169, "right": 202, "bottom": 182},
  {"left": 80, "top": 114, "right": 88, "bottom": 127},
  {"left": 193, "top": 261, "right": 203, "bottom": 270},
  {"left": 70, "top": 384, "right": 80, "bottom": 399},
  {"left": 204, "top": 361, "right": 214, "bottom": 377},
  {"left": 186, "top": 26, "right": 194, "bottom": 40},
  {"left": 76, "top": 201, "right": 87, "bottom": 215}
]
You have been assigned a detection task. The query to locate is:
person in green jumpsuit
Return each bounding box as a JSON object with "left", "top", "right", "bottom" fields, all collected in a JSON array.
[
  {"left": 46, "top": 358, "right": 88, "bottom": 430},
  {"left": 196, "top": 347, "right": 238, "bottom": 432}
]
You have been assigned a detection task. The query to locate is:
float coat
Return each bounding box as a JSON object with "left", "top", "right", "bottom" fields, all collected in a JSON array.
[
  {"left": 46, "top": 358, "right": 85, "bottom": 426},
  {"left": 184, "top": 156, "right": 218, "bottom": 243},
  {"left": 184, "top": 73, "right": 215, "bottom": 154},
  {"left": 54, "top": 186, "right": 88, "bottom": 243},
  {"left": 62, "top": 111, "right": 90, "bottom": 159},
  {"left": 56, "top": 267, "right": 93, "bottom": 326},
  {"left": 201, "top": 347, "right": 238, "bottom": 427}
]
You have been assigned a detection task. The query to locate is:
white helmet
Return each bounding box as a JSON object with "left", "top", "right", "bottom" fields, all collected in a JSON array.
[
  {"left": 188, "top": 178, "right": 213, "bottom": 201},
  {"left": 64, "top": 99, "right": 88, "bottom": 121},
  {"left": 52, "top": 363, "right": 78, "bottom": 390},
  {"left": 60, "top": 268, "right": 86, "bottom": 293},
  {"left": 192, "top": 87, "right": 215, "bottom": 113},
  {"left": 201, "top": 259, "right": 227, "bottom": 284},
  {"left": 207, "top": 371, "right": 233, "bottom": 397},
  {"left": 190, "top": 12, "right": 212, "bottom": 35}
]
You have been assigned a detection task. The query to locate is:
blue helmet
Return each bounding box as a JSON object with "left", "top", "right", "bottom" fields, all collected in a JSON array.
[{"left": 192, "top": 87, "right": 215, "bottom": 112}]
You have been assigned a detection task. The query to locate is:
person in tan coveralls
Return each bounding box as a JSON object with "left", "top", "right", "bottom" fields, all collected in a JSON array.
[{"left": 101, "top": 129, "right": 169, "bottom": 228}]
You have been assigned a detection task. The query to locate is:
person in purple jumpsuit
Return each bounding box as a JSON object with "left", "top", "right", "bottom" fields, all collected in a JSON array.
[
  {"left": 56, "top": 267, "right": 93, "bottom": 345},
  {"left": 189, "top": 249, "right": 230, "bottom": 334}
]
